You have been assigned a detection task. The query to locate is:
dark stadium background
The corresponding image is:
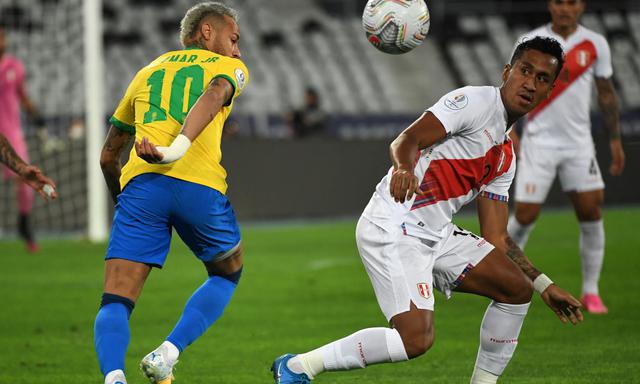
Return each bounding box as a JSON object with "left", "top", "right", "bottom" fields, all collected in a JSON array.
[{"left": 0, "top": 0, "right": 637, "bottom": 228}]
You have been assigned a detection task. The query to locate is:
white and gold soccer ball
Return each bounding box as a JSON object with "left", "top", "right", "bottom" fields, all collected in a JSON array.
[{"left": 362, "top": 0, "right": 430, "bottom": 54}]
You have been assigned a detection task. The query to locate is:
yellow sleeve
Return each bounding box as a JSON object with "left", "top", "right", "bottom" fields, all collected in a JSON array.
[
  {"left": 109, "top": 73, "right": 140, "bottom": 134},
  {"left": 210, "top": 58, "right": 249, "bottom": 106}
]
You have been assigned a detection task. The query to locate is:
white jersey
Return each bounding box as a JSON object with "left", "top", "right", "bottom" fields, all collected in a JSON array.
[
  {"left": 518, "top": 24, "right": 613, "bottom": 149},
  {"left": 362, "top": 86, "right": 515, "bottom": 242}
]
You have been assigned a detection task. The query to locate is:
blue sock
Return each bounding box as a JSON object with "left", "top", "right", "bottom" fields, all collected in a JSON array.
[
  {"left": 94, "top": 294, "right": 134, "bottom": 375},
  {"left": 167, "top": 269, "right": 241, "bottom": 352}
]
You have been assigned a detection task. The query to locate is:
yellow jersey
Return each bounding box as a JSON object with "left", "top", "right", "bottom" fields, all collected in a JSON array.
[{"left": 109, "top": 47, "right": 249, "bottom": 194}]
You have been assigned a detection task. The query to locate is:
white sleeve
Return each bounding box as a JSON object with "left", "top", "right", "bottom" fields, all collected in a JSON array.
[
  {"left": 427, "top": 88, "right": 483, "bottom": 136},
  {"left": 482, "top": 158, "right": 516, "bottom": 202},
  {"left": 594, "top": 35, "right": 613, "bottom": 79}
]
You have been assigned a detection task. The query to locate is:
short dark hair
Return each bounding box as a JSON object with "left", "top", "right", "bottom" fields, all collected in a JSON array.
[{"left": 510, "top": 36, "right": 565, "bottom": 78}]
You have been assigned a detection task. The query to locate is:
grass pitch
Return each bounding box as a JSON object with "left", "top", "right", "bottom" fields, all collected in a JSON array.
[{"left": 1, "top": 208, "right": 639, "bottom": 383}]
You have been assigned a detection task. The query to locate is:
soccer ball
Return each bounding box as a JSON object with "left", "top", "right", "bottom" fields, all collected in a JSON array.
[{"left": 362, "top": 0, "right": 430, "bottom": 54}]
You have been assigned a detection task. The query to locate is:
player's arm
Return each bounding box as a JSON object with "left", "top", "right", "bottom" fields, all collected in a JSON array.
[
  {"left": 0, "top": 133, "right": 56, "bottom": 200},
  {"left": 135, "top": 76, "right": 234, "bottom": 164},
  {"left": 388, "top": 112, "right": 447, "bottom": 203},
  {"left": 595, "top": 77, "right": 625, "bottom": 176},
  {"left": 0, "top": 133, "right": 28, "bottom": 174},
  {"left": 476, "top": 196, "right": 583, "bottom": 324},
  {"left": 100, "top": 125, "right": 132, "bottom": 203},
  {"left": 17, "top": 72, "right": 46, "bottom": 125}
]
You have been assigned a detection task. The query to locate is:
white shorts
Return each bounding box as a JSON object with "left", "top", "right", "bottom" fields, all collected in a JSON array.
[
  {"left": 355, "top": 217, "right": 495, "bottom": 321},
  {"left": 514, "top": 141, "right": 605, "bottom": 204}
]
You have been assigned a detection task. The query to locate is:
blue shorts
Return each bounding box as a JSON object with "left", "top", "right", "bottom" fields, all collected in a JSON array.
[{"left": 106, "top": 173, "right": 241, "bottom": 268}]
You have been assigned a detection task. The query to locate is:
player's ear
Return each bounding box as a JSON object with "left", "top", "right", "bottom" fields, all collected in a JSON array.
[
  {"left": 200, "top": 21, "right": 214, "bottom": 42},
  {"left": 502, "top": 63, "right": 512, "bottom": 83}
]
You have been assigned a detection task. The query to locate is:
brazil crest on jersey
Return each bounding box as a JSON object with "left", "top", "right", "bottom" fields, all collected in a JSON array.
[{"left": 109, "top": 47, "right": 249, "bottom": 194}]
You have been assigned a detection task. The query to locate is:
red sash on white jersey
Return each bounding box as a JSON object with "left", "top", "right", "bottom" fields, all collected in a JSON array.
[
  {"left": 412, "top": 141, "right": 513, "bottom": 210},
  {"left": 528, "top": 40, "right": 597, "bottom": 121}
]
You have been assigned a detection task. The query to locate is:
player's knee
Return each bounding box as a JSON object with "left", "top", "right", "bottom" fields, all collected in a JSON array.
[
  {"left": 230, "top": 244, "right": 243, "bottom": 259},
  {"left": 397, "top": 325, "right": 435, "bottom": 358},
  {"left": 100, "top": 293, "right": 135, "bottom": 318},
  {"left": 205, "top": 243, "right": 244, "bottom": 276},
  {"left": 515, "top": 205, "right": 539, "bottom": 226},
  {"left": 210, "top": 266, "right": 243, "bottom": 285},
  {"left": 576, "top": 206, "right": 602, "bottom": 222},
  {"left": 500, "top": 276, "right": 533, "bottom": 304}
]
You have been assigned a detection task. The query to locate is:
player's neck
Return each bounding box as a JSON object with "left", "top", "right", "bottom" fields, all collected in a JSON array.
[
  {"left": 187, "top": 37, "right": 210, "bottom": 52},
  {"left": 551, "top": 23, "right": 578, "bottom": 40},
  {"left": 499, "top": 89, "right": 520, "bottom": 128}
]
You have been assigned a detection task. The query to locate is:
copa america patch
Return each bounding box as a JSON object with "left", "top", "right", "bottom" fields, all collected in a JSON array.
[
  {"left": 417, "top": 283, "right": 431, "bottom": 299},
  {"left": 444, "top": 93, "right": 468, "bottom": 110},
  {"left": 234, "top": 68, "right": 246, "bottom": 91}
]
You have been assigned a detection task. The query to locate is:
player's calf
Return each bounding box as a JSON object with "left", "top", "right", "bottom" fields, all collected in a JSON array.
[
  {"left": 95, "top": 294, "right": 136, "bottom": 384},
  {"left": 471, "top": 301, "right": 531, "bottom": 384}
]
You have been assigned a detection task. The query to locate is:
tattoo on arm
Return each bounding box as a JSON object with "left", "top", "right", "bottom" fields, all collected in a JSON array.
[
  {"left": 596, "top": 78, "right": 621, "bottom": 140},
  {"left": 100, "top": 127, "right": 132, "bottom": 203},
  {"left": 505, "top": 236, "right": 541, "bottom": 282},
  {"left": 0, "top": 134, "right": 27, "bottom": 175},
  {"left": 209, "top": 77, "right": 233, "bottom": 116}
]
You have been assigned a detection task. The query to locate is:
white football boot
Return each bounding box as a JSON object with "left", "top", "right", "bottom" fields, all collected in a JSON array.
[
  {"left": 104, "top": 369, "right": 127, "bottom": 384},
  {"left": 140, "top": 343, "right": 178, "bottom": 384}
]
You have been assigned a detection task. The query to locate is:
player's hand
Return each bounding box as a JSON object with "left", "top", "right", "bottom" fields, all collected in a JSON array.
[
  {"left": 16, "top": 164, "right": 57, "bottom": 201},
  {"left": 135, "top": 137, "right": 164, "bottom": 164},
  {"left": 540, "top": 284, "right": 584, "bottom": 325},
  {"left": 389, "top": 167, "right": 423, "bottom": 203},
  {"left": 609, "top": 138, "right": 625, "bottom": 176}
]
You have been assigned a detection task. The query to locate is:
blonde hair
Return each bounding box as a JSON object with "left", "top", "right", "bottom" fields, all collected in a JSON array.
[{"left": 180, "top": 2, "right": 238, "bottom": 48}]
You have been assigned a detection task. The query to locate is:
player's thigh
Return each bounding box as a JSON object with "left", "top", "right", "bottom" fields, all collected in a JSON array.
[
  {"left": 559, "top": 152, "right": 605, "bottom": 219},
  {"left": 171, "top": 181, "right": 241, "bottom": 265},
  {"left": 452, "top": 246, "right": 533, "bottom": 304},
  {"left": 514, "top": 142, "right": 558, "bottom": 204},
  {"left": 432, "top": 224, "right": 497, "bottom": 299},
  {"left": 106, "top": 174, "right": 173, "bottom": 269},
  {"left": 356, "top": 217, "right": 436, "bottom": 322}
]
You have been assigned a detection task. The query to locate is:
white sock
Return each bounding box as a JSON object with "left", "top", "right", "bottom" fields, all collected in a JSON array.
[
  {"left": 160, "top": 340, "right": 180, "bottom": 363},
  {"left": 579, "top": 220, "right": 605, "bottom": 295},
  {"left": 470, "top": 366, "right": 499, "bottom": 384},
  {"left": 473, "top": 301, "right": 530, "bottom": 377},
  {"left": 288, "top": 328, "right": 408, "bottom": 378},
  {"left": 104, "top": 369, "right": 126, "bottom": 384},
  {"left": 507, "top": 216, "right": 535, "bottom": 250}
]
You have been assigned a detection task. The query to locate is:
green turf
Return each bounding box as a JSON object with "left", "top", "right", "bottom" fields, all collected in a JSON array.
[{"left": 1, "top": 208, "right": 639, "bottom": 383}]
